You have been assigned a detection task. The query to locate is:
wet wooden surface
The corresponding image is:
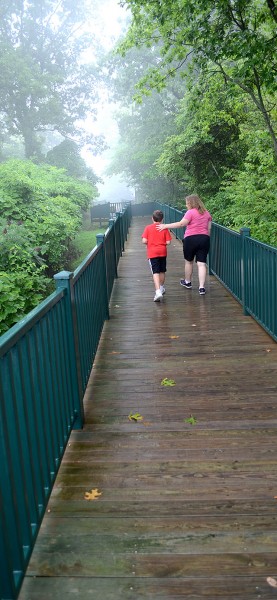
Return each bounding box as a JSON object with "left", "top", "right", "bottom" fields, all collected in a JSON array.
[{"left": 19, "top": 217, "right": 277, "bottom": 599}]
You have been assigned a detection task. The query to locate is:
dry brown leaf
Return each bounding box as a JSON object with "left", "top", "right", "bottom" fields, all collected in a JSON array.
[
  {"left": 84, "top": 488, "right": 102, "bottom": 501},
  {"left": 108, "top": 351, "right": 121, "bottom": 354},
  {"left": 267, "top": 577, "right": 277, "bottom": 588},
  {"left": 169, "top": 335, "right": 179, "bottom": 339},
  {"left": 266, "top": 349, "right": 271, "bottom": 352}
]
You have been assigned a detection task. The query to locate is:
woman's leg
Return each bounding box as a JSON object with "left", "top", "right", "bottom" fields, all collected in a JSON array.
[
  {"left": 197, "top": 261, "right": 206, "bottom": 288},
  {"left": 185, "top": 260, "right": 193, "bottom": 282}
]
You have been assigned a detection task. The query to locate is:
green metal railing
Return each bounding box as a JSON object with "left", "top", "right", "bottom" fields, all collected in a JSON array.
[
  {"left": 0, "top": 205, "right": 131, "bottom": 600},
  {"left": 156, "top": 202, "right": 277, "bottom": 342}
]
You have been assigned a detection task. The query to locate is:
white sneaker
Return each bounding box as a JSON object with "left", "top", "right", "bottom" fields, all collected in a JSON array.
[
  {"left": 154, "top": 290, "right": 163, "bottom": 302},
  {"left": 160, "top": 285, "right": 165, "bottom": 295}
]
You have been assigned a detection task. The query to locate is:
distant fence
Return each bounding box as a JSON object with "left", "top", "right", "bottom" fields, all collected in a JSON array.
[
  {"left": 91, "top": 200, "right": 155, "bottom": 223},
  {"left": 90, "top": 201, "right": 128, "bottom": 221},
  {"left": 155, "top": 202, "right": 277, "bottom": 342},
  {"left": 0, "top": 205, "right": 131, "bottom": 600}
]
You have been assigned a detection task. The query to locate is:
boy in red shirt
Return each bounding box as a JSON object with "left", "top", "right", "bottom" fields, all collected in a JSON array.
[{"left": 142, "top": 210, "right": 172, "bottom": 302}]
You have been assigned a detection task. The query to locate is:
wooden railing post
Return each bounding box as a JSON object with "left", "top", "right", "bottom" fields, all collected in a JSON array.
[
  {"left": 240, "top": 227, "right": 251, "bottom": 316},
  {"left": 53, "top": 271, "right": 84, "bottom": 429}
]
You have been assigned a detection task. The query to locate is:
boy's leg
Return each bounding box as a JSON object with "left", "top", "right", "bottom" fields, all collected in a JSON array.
[
  {"left": 159, "top": 272, "right": 165, "bottom": 286},
  {"left": 153, "top": 272, "right": 161, "bottom": 291}
]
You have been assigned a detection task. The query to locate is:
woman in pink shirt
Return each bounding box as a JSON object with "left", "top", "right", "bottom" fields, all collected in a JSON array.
[{"left": 157, "top": 194, "right": 212, "bottom": 295}]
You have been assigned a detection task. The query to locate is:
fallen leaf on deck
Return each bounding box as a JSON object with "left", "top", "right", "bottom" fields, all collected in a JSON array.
[
  {"left": 84, "top": 488, "right": 102, "bottom": 501},
  {"left": 108, "top": 351, "right": 121, "bottom": 354},
  {"left": 128, "top": 412, "right": 144, "bottom": 422},
  {"left": 267, "top": 577, "right": 277, "bottom": 588},
  {"left": 169, "top": 335, "right": 179, "bottom": 339},
  {"left": 184, "top": 415, "right": 197, "bottom": 425},
  {"left": 161, "top": 378, "right": 176, "bottom": 386},
  {"left": 266, "top": 349, "right": 271, "bottom": 352}
]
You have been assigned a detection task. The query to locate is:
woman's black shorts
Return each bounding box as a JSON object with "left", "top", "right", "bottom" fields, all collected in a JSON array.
[{"left": 182, "top": 235, "right": 210, "bottom": 262}]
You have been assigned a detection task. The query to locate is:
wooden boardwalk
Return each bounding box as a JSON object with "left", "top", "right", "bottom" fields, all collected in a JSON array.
[{"left": 19, "top": 216, "right": 277, "bottom": 600}]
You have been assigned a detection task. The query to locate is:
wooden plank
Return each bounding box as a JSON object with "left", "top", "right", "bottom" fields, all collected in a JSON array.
[
  {"left": 19, "top": 216, "right": 277, "bottom": 599},
  {"left": 18, "top": 576, "right": 276, "bottom": 599}
]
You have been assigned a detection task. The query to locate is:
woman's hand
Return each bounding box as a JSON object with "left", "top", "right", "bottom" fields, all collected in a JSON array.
[{"left": 156, "top": 223, "right": 165, "bottom": 231}]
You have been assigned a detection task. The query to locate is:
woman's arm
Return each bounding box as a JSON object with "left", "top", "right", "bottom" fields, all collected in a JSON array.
[{"left": 157, "top": 217, "right": 188, "bottom": 231}]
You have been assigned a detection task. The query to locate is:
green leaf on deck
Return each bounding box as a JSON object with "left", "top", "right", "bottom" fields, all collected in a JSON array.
[
  {"left": 161, "top": 377, "right": 176, "bottom": 386},
  {"left": 128, "top": 412, "right": 144, "bottom": 422},
  {"left": 184, "top": 415, "right": 197, "bottom": 425}
]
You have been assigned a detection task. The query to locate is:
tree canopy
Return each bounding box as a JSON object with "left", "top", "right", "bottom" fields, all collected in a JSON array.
[
  {"left": 0, "top": 0, "right": 104, "bottom": 159},
  {"left": 120, "top": 0, "right": 277, "bottom": 155}
]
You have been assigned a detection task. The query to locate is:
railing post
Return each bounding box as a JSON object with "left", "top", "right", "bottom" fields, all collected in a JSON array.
[
  {"left": 116, "top": 211, "right": 123, "bottom": 255},
  {"left": 53, "top": 271, "right": 84, "bottom": 429},
  {"left": 208, "top": 222, "right": 213, "bottom": 275},
  {"left": 240, "top": 227, "right": 251, "bottom": 316},
  {"left": 109, "top": 219, "right": 118, "bottom": 278},
  {"left": 96, "top": 234, "right": 110, "bottom": 320}
]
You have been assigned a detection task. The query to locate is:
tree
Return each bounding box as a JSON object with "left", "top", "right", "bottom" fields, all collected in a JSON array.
[
  {"left": 104, "top": 45, "right": 186, "bottom": 201},
  {"left": 0, "top": 0, "right": 103, "bottom": 159},
  {"left": 120, "top": 0, "right": 277, "bottom": 157},
  {"left": 46, "top": 139, "right": 101, "bottom": 182},
  {"left": 155, "top": 73, "right": 250, "bottom": 199}
]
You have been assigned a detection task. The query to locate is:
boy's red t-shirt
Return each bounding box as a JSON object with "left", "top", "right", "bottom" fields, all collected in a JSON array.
[{"left": 142, "top": 223, "right": 172, "bottom": 259}]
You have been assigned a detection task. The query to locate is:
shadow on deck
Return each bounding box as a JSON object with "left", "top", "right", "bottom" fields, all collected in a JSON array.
[{"left": 19, "top": 216, "right": 277, "bottom": 599}]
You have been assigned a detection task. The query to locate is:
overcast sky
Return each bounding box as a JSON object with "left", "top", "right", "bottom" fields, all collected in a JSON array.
[{"left": 81, "top": 0, "right": 129, "bottom": 178}]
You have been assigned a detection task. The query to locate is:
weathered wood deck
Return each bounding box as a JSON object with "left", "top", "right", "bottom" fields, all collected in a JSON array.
[{"left": 19, "top": 216, "right": 277, "bottom": 599}]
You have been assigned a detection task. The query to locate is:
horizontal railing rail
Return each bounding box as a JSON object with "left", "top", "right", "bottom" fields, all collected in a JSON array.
[
  {"left": 155, "top": 201, "right": 277, "bottom": 342},
  {"left": 0, "top": 204, "right": 131, "bottom": 600}
]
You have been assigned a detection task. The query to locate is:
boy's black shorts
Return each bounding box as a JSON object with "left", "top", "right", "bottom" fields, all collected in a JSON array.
[
  {"left": 149, "top": 256, "right": 167, "bottom": 274},
  {"left": 182, "top": 235, "right": 210, "bottom": 262}
]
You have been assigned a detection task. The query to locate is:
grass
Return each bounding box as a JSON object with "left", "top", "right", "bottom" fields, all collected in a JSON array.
[{"left": 70, "top": 215, "right": 108, "bottom": 270}]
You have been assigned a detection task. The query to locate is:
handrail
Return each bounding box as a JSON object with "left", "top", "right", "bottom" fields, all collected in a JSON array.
[
  {"left": 155, "top": 201, "right": 277, "bottom": 342},
  {"left": 0, "top": 204, "right": 131, "bottom": 600}
]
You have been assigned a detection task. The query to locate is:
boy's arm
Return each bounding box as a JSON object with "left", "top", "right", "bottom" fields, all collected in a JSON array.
[
  {"left": 166, "top": 240, "right": 171, "bottom": 245},
  {"left": 142, "top": 237, "right": 148, "bottom": 244}
]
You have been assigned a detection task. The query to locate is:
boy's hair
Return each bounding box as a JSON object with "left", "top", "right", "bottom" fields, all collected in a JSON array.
[{"left": 152, "top": 209, "right": 164, "bottom": 222}]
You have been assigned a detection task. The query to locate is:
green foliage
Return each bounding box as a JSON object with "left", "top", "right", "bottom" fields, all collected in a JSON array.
[
  {"left": 120, "top": 0, "right": 277, "bottom": 156},
  {"left": 111, "top": 14, "right": 277, "bottom": 246},
  {"left": 0, "top": 158, "right": 98, "bottom": 333},
  {"left": 209, "top": 131, "right": 277, "bottom": 245},
  {"left": 0, "top": 270, "right": 51, "bottom": 335},
  {"left": 0, "top": 218, "right": 52, "bottom": 334},
  {"left": 155, "top": 75, "right": 250, "bottom": 199}
]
